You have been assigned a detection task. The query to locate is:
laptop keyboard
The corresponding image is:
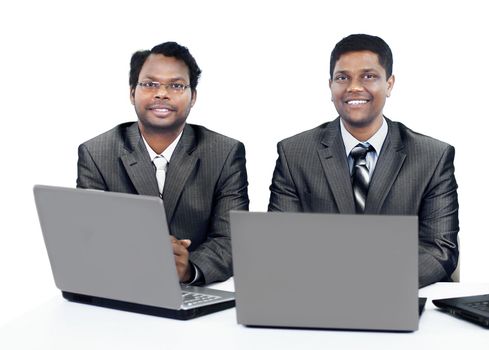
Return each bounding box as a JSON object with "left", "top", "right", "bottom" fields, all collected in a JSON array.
[
  {"left": 466, "top": 301, "right": 489, "bottom": 313},
  {"left": 182, "top": 291, "right": 222, "bottom": 307}
]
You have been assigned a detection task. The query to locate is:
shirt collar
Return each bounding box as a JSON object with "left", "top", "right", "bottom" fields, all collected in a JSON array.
[
  {"left": 340, "top": 117, "right": 388, "bottom": 156},
  {"left": 142, "top": 130, "right": 183, "bottom": 162}
]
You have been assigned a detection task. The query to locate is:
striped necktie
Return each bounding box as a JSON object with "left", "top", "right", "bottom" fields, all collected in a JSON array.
[{"left": 351, "top": 143, "right": 374, "bottom": 213}]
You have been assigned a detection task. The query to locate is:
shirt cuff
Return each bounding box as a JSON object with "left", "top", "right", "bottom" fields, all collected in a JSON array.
[{"left": 185, "top": 262, "right": 203, "bottom": 285}]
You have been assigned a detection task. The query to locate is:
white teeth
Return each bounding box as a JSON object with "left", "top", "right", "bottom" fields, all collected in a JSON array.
[
  {"left": 347, "top": 100, "right": 368, "bottom": 105},
  {"left": 154, "top": 108, "right": 169, "bottom": 112}
]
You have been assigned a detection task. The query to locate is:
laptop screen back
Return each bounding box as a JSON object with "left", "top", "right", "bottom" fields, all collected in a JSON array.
[
  {"left": 231, "top": 211, "right": 419, "bottom": 331},
  {"left": 34, "top": 185, "right": 182, "bottom": 309}
]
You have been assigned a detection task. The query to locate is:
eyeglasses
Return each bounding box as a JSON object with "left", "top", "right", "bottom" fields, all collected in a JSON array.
[{"left": 137, "top": 81, "right": 191, "bottom": 94}]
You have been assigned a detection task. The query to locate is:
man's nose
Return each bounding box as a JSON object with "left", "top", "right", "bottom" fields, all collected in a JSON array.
[
  {"left": 347, "top": 77, "right": 365, "bottom": 92},
  {"left": 154, "top": 85, "right": 170, "bottom": 98}
]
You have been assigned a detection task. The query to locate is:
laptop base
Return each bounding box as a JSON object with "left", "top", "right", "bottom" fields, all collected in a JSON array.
[
  {"left": 433, "top": 295, "right": 489, "bottom": 328},
  {"left": 418, "top": 297, "right": 427, "bottom": 315},
  {"left": 62, "top": 291, "right": 235, "bottom": 320}
]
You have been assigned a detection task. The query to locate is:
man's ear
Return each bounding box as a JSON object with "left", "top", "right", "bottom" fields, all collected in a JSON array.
[
  {"left": 386, "top": 75, "right": 395, "bottom": 97},
  {"left": 329, "top": 79, "right": 333, "bottom": 101},
  {"left": 190, "top": 89, "right": 197, "bottom": 107},
  {"left": 130, "top": 88, "right": 135, "bottom": 105}
]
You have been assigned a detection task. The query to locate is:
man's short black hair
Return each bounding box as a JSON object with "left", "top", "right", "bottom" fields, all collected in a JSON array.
[
  {"left": 129, "top": 41, "right": 202, "bottom": 93},
  {"left": 330, "top": 34, "right": 393, "bottom": 79}
]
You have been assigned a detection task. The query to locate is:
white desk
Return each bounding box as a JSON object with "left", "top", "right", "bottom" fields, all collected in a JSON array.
[{"left": 1, "top": 281, "right": 488, "bottom": 350}]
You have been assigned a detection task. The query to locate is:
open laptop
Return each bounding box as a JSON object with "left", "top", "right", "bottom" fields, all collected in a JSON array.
[
  {"left": 33, "top": 185, "right": 235, "bottom": 320},
  {"left": 433, "top": 295, "right": 489, "bottom": 328},
  {"left": 230, "top": 211, "right": 421, "bottom": 331}
]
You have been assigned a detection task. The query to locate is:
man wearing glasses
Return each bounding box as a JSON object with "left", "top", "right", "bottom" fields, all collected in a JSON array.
[
  {"left": 77, "top": 42, "right": 249, "bottom": 285},
  {"left": 268, "top": 34, "right": 459, "bottom": 288}
]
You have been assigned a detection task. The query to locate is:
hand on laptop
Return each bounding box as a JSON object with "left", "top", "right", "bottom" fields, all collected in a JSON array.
[{"left": 170, "top": 235, "right": 192, "bottom": 283}]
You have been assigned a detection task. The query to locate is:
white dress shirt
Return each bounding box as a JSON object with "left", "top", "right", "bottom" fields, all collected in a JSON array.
[
  {"left": 340, "top": 117, "right": 388, "bottom": 176},
  {"left": 142, "top": 132, "right": 182, "bottom": 173}
]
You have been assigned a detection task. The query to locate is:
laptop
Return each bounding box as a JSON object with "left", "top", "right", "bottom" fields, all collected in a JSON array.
[
  {"left": 33, "top": 185, "right": 235, "bottom": 320},
  {"left": 433, "top": 295, "right": 489, "bottom": 328},
  {"left": 230, "top": 211, "right": 420, "bottom": 331}
]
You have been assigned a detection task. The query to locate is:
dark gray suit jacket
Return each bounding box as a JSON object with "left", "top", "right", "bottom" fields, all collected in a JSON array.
[
  {"left": 269, "top": 118, "right": 459, "bottom": 288},
  {"left": 77, "top": 122, "right": 249, "bottom": 284}
]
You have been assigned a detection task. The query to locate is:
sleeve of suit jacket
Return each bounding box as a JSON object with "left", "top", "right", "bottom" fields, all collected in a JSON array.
[
  {"left": 189, "top": 141, "right": 249, "bottom": 284},
  {"left": 268, "top": 141, "right": 303, "bottom": 212},
  {"left": 77, "top": 143, "right": 108, "bottom": 190},
  {"left": 418, "top": 145, "right": 459, "bottom": 288}
]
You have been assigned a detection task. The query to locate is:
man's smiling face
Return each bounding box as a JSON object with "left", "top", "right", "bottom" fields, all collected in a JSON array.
[
  {"left": 329, "top": 50, "right": 394, "bottom": 130},
  {"left": 130, "top": 54, "right": 196, "bottom": 135}
]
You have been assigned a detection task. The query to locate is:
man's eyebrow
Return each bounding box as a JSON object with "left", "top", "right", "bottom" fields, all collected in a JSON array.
[
  {"left": 359, "top": 68, "right": 380, "bottom": 73},
  {"left": 334, "top": 68, "right": 380, "bottom": 75},
  {"left": 140, "top": 75, "right": 188, "bottom": 82}
]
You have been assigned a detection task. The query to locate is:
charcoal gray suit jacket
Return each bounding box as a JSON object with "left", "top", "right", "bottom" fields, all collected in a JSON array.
[
  {"left": 77, "top": 122, "right": 249, "bottom": 284},
  {"left": 268, "top": 117, "right": 459, "bottom": 288}
]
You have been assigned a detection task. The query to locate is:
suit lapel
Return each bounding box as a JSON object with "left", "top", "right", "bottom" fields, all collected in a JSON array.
[
  {"left": 365, "top": 120, "right": 406, "bottom": 214},
  {"left": 120, "top": 123, "right": 159, "bottom": 196},
  {"left": 162, "top": 124, "right": 199, "bottom": 223},
  {"left": 317, "top": 118, "right": 356, "bottom": 214}
]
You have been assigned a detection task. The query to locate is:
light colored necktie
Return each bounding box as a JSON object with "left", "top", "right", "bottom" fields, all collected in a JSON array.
[
  {"left": 153, "top": 156, "right": 168, "bottom": 196},
  {"left": 351, "top": 143, "right": 374, "bottom": 213}
]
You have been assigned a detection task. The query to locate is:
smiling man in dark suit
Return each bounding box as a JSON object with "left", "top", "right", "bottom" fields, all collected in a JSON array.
[
  {"left": 268, "top": 34, "right": 459, "bottom": 288},
  {"left": 77, "top": 42, "right": 249, "bottom": 285}
]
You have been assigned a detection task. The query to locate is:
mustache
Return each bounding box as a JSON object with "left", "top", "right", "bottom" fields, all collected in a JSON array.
[{"left": 147, "top": 103, "right": 177, "bottom": 111}]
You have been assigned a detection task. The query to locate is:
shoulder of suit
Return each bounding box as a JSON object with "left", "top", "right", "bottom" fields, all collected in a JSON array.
[
  {"left": 391, "top": 120, "right": 454, "bottom": 153},
  {"left": 78, "top": 122, "right": 136, "bottom": 151},
  {"left": 278, "top": 122, "right": 331, "bottom": 148},
  {"left": 187, "top": 123, "right": 244, "bottom": 150}
]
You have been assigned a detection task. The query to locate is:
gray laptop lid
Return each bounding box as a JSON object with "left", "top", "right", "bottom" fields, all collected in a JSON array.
[
  {"left": 231, "top": 211, "right": 418, "bottom": 331},
  {"left": 34, "top": 185, "right": 183, "bottom": 309}
]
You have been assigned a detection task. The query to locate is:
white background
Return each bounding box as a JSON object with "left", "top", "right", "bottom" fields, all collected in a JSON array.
[{"left": 0, "top": 0, "right": 487, "bottom": 326}]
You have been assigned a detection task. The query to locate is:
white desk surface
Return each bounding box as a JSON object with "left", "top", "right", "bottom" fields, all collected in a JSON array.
[{"left": 1, "top": 281, "right": 488, "bottom": 350}]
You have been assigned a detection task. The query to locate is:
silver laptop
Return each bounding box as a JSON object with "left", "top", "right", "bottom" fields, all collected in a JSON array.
[
  {"left": 33, "top": 185, "right": 234, "bottom": 320},
  {"left": 230, "top": 211, "right": 419, "bottom": 331}
]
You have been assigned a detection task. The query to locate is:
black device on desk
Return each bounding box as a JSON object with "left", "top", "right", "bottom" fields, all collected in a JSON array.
[{"left": 433, "top": 295, "right": 489, "bottom": 328}]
